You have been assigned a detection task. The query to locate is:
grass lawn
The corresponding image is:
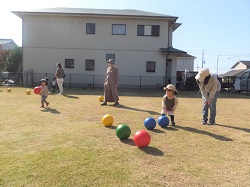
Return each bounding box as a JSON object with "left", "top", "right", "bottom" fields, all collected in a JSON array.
[{"left": 0, "top": 87, "right": 249, "bottom": 187}]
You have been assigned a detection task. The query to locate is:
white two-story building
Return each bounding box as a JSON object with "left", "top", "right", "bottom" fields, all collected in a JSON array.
[{"left": 12, "top": 8, "right": 193, "bottom": 88}]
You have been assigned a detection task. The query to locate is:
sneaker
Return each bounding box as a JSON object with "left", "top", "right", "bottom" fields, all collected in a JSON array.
[
  {"left": 101, "top": 102, "right": 107, "bottom": 106},
  {"left": 201, "top": 122, "right": 207, "bottom": 125},
  {"left": 171, "top": 122, "right": 175, "bottom": 126},
  {"left": 208, "top": 122, "right": 215, "bottom": 125},
  {"left": 40, "top": 106, "right": 45, "bottom": 108},
  {"left": 113, "top": 102, "right": 119, "bottom": 106}
]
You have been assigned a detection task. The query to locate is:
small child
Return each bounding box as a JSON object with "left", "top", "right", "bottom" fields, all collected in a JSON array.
[
  {"left": 161, "top": 84, "right": 179, "bottom": 126},
  {"left": 51, "top": 77, "right": 57, "bottom": 92},
  {"left": 40, "top": 79, "right": 49, "bottom": 108}
]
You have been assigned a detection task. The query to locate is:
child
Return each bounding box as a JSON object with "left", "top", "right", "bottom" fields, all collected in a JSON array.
[
  {"left": 40, "top": 79, "right": 49, "bottom": 108},
  {"left": 161, "top": 84, "right": 179, "bottom": 126},
  {"left": 51, "top": 77, "right": 57, "bottom": 92}
]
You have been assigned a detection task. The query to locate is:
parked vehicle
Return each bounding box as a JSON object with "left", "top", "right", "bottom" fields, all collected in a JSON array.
[{"left": 239, "top": 69, "right": 250, "bottom": 91}]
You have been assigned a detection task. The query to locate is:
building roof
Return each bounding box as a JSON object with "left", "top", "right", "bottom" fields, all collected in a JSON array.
[
  {"left": 160, "top": 47, "right": 187, "bottom": 54},
  {"left": 0, "top": 39, "right": 15, "bottom": 45},
  {"left": 12, "top": 8, "right": 178, "bottom": 21},
  {"left": 221, "top": 69, "right": 245, "bottom": 77},
  {"left": 231, "top": 60, "right": 250, "bottom": 69}
]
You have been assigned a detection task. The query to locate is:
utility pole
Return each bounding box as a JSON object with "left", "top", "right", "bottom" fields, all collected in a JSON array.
[
  {"left": 201, "top": 50, "right": 204, "bottom": 68},
  {"left": 196, "top": 63, "right": 199, "bottom": 71},
  {"left": 217, "top": 55, "right": 220, "bottom": 76}
]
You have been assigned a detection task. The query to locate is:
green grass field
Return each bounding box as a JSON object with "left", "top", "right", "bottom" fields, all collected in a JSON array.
[{"left": 0, "top": 87, "right": 249, "bottom": 187}]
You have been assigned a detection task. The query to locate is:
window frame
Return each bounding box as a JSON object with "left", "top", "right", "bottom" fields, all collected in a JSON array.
[
  {"left": 112, "top": 24, "right": 126, "bottom": 35},
  {"left": 85, "top": 59, "right": 95, "bottom": 71},
  {"left": 106, "top": 54, "right": 115, "bottom": 62},
  {"left": 86, "top": 23, "right": 95, "bottom": 34},
  {"left": 146, "top": 61, "right": 156, "bottom": 72},
  {"left": 137, "top": 25, "right": 160, "bottom": 36},
  {"left": 65, "top": 59, "right": 74, "bottom": 68}
]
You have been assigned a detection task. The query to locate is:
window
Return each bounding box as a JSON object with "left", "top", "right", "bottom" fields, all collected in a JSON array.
[
  {"left": 241, "top": 72, "right": 249, "bottom": 80},
  {"left": 85, "top": 59, "right": 95, "bottom": 71},
  {"left": 106, "top": 54, "right": 115, "bottom": 61},
  {"left": 137, "top": 25, "right": 160, "bottom": 36},
  {"left": 112, "top": 24, "right": 126, "bottom": 35},
  {"left": 86, "top": 23, "right": 95, "bottom": 34},
  {"left": 65, "top": 59, "right": 74, "bottom": 68},
  {"left": 146, "top": 61, "right": 156, "bottom": 72}
]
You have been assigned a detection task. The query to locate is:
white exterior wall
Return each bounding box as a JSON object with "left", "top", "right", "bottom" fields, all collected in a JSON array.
[
  {"left": 233, "top": 62, "right": 247, "bottom": 70},
  {"left": 22, "top": 14, "right": 179, "bottom": 87},
  {"left": 177, "top": 57, "right": 195, "bottom": 71}
]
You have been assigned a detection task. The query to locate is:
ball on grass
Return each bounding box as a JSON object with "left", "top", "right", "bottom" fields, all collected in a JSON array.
[
  {"left": 98, "top": 95, "right": 104, "bottom": 102},
  {"left": 7, "top": 88, "right": 11, "bottom": 92},
  {"left": 102, "top": 114, "right": 114, "bottom": 127},
  {"left": 26, "top": 90, "right": 31, "bottom": 95},
  {"left": 116, "top": 124, "right": 131, "bottom": 140},
  {"left": 144, "top": 117, "right": 156, "bottom": 130},
  {"left": 158, "top": 116, "right": 169, "bottom": 128},
  {"left": 133, "top": 130, "right": 151, "bottom": 148},
  {"left": 34, "top": 86, "right": 41, "bottom": 94}
]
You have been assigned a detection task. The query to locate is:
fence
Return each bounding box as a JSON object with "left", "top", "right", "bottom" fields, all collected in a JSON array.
[
  {"left": 1, "top": 71, "right": 249, "bottom": 94},
  {"left": 28, "top": 73, "right": 171, "bottom": 90}
]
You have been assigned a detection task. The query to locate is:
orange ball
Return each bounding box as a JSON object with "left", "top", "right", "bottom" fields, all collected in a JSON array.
[
  {"left": 98, "top": 95, "right": 104, "bottom": 102},
  {"left": 102, "top": 114, "right": 114, "bottom": 127}
]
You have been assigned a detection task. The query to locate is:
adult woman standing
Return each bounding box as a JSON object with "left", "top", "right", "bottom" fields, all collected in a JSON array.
[
  {"left": 101, "top": 59, "right": 119, "bottom": 106},
  {"left": 195, "top": 68, "right": 221, "bottom": 125},
  {"left": 55, "top": 63, "right": 65, "bottom": 95}
]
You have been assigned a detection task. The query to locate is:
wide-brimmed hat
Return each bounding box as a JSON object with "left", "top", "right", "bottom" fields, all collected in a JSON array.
[
  {"left": 195, "top": 68, "right": 210, "bottom": 81},
  {"left": 163, "top": 84, "right": 178, "bottom": 93},
  {"left": 107, "top": 59, "right": 115, "bottom": 64}
]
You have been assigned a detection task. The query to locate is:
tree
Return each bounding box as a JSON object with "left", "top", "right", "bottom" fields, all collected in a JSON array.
[
  {"left": 3, "top": 47, "right": 22, "bottom": 72},
  {"left": 0, "top": 50, "right": 10, "bottom": 71}
]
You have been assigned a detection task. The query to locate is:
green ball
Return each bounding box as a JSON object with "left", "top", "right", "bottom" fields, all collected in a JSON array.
[{"left": 116, "top": 124, "right": 131, "bottom": 140}]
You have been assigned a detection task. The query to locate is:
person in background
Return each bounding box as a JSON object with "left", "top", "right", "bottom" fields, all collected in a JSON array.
[
  {"left": 233, "top": 76, "right": 240, "bottom": 93},
  {"left": 55, "top": 63, "right": 65, "bottom": 95},
  {"left": 39, "top": 79, "right": 49, "bottom": 108},
  {"left": 51, "top": 77, "right": 57, "bottom": 93},
  {"left": 101, "top": 59, "right": 119, "bottom": 106},
  {"left": 161, "top": 84, "right": 179, "bottom": 126},
  {"left": 195, "top": 68, "right": 221, "bottom": 125}
]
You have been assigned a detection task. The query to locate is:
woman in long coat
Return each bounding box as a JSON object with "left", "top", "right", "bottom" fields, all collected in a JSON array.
[{"left": 101, "top": 59, "right": 119, "bottom": 106}]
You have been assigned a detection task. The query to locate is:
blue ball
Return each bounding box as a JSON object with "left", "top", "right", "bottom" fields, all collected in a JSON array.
[
  {"left": 144, "top": 117, "right": 156, "bottom": 130},
  {"left": 158, "top": 116, "right": 169, "bottom": 128}
]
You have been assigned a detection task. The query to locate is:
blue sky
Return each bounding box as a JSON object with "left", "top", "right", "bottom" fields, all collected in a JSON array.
[{"left": 1, "top": 0, "right": 250, "bottom": 74}]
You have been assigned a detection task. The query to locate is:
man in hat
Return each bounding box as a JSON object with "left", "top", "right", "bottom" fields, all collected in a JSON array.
[
  {"left": 195, "top": 68, "right": 221, "bottom": 125},
  {"left": 101, "top": 59, "right": 119, "bottom": 106}
]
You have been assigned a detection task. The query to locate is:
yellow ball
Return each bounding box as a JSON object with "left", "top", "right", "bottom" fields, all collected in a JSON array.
[
  {"left": 102, "top": 114, "right": 114, "bottom": 127},
  {"left": 7, "top": 88, "right": 11, "bottom": 92},
  {"left": 26, "top": 90, "right": 31, "bottom": 95},
  {"left": 98, "top": 95, "right": 104, "bottom": 102}
]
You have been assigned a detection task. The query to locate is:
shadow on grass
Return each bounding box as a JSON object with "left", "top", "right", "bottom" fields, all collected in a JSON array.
[
  {"left": 120, "top": 138, "right": 135, "bottom": 146},
  {"left": 114, "top": 104, "right": 159, "bottom": 115},
  {"left": 216, "top": 124, "right": 250, "bottom": 133},
  {"left": 151, "top": 129, "right": 166, "bottom": 133},
  {"left": 176, "top": 125, "right": 233, "bottom": 141},
  {"left": 63, "top": 94, "right": 79, "bottom": 99},
  {"left": 105, "top": 126, "right": 117, "bottom": 130},
  {"left": 161, "top": 126, "right": 179, "bottom": 131},
  {"left": 139, "top": 146, "right": 164, "bottom": 156},
  {"left": 40, "top": 107, "right": 61, "bottom": 114}
]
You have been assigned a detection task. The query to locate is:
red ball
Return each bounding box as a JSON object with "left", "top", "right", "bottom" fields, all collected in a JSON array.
[
  {"left": 34, "top": 86, "right": 41, "bottom": 94},
  {"left": 133, "top": 130, "right": 151, "bottom": 148}
]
